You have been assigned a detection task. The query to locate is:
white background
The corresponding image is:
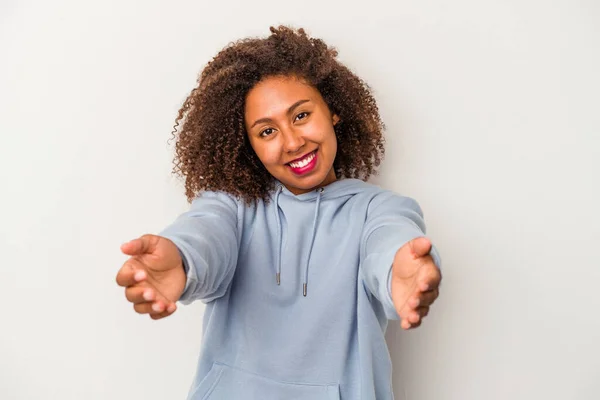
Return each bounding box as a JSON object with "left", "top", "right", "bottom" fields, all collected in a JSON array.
[{"left": 1, "top": 0, "right": 599, "bottom": 399}]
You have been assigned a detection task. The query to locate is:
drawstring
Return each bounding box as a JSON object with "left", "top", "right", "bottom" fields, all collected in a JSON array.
[
  {"left": 273, "top": 185, "right": 324, "bottom": 297},
  {"left": 303, "top": 187, "right": 323, "bottom": 296},
  {"left": 274, "top": 185, "right": 283, "bottom": 286}
]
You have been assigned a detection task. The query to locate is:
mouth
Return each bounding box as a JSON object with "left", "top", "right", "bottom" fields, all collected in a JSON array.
[{"left": 286, "top": 150, "right": 318, "bottom": 175}]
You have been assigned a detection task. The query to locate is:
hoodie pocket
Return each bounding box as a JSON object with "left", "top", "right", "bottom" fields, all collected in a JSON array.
[{"left": 189, "top": 362, "right": 340, "bottom": 400}]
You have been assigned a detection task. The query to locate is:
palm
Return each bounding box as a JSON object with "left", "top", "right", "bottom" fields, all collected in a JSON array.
[
  {"left": 390, "top": 237, "right": 441, "bottom": 329},
  {"left": 391, "top": 257, "right": 422, "bottom": 316},
  {"left": 126, "top": 235, "right": 186, "bottom": 303}
]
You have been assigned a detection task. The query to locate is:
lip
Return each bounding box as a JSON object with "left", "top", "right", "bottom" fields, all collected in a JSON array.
[
  {"left": 287, "top": 150, "right": 317, "bottom": 165},
  {"left": 287, "top": 150, "right": 318, "bottom": 175}
]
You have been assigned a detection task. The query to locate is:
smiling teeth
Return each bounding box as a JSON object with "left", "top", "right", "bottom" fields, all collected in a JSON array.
[{"left": 289, "top": 152, "right": 316, "bottom": 168}]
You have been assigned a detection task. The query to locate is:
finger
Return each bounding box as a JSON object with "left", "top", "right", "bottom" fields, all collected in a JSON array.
[
  {"left": 408, "top": 295, "right": 421, "bottom": 309},
  {"left": 150, "top": 303, "right": 178, "bottom": 320},
  {"left": 401, "top": 318, "right": 422, "bottom": 330},
  {"left": 407, "top": 305, "right": 430, "bottom": 325},
  {"left": 125, "top": 285, "right": 155, "bottom": 304},
  {"left": 417, "top": 306, "right": 430, "bottom": 319},
  {"left": 120, "top": 234, "right": 159, "bottom": 256},
  {"left": 408, "top": 320, "right": 422, "bottom": 329},
  {"left": 126, "top": 280, "right": 177, "bottom": 312},
  {"left": 417, "top": 262, "right": 441, "bottom": 292},
  {"left": 115, "top": 259, "right": 147, "bottom": 287},
  {"left": 408, "top": 310, "right": 420, "bottom": 324},
  {"left": 408, "top": 237, "right": 432, "bottom": 259},
  {"left": 419, "top": 288, "right": 439, "bottom": 307},
  {"left": 133, "top": 300, "right": 167, "bottom": 315},
  {"left": 401, "top": 319, "right": 411, "bottom": 330}
]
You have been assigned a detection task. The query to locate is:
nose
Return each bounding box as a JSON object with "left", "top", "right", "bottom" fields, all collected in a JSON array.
[{"left": 282, "top": 127, "right": 305, "bottom": 154}]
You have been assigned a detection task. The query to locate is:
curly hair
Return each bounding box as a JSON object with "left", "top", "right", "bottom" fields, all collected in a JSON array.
[{"left": 170, "top": 25, "right": 386, "bottom": 204}]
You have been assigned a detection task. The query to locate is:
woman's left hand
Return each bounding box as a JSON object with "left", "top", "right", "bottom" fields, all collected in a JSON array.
[{"left": 391, "top": 237, "right": 442, "bottom": 330}]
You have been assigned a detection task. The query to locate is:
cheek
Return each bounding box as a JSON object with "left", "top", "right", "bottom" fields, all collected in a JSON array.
[
  {"left": 252, "top": 141, "right": 281, "bottom": 166},
  {"left": 330, "top": 135, "right": 338, "bottom": 153},
  {"left": 322, "top": 125, "right": 338, "bottom": 150}
]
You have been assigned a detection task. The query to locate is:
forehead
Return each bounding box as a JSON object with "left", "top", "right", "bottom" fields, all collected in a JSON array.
[{"left": 244, "top": 76, "right": 321, "bottom": 119}]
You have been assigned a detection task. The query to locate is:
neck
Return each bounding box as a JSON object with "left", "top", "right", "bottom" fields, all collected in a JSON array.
[{"left": 286, "top": 168, "right": 337, "bottom": 195}]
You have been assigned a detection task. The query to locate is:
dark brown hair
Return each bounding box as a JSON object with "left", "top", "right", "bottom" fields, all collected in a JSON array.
[{"left": 171, "top": 25, "right": 385, "bottom": 203}]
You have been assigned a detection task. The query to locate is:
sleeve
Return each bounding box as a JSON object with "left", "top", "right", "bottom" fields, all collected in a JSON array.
[
  {"left": 360, "top": 191, "right": 442, "bottom": 320},
  {"left": 158, "top": 191, "right": 241, "bottom": 305}
]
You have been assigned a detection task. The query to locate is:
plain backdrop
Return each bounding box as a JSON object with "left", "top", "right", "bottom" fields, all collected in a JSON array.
[{"left": 1, "top": 0, "right": 599, "bottom": 399}]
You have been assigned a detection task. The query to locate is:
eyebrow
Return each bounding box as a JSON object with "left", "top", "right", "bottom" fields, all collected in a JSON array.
[{"left": 250, "top": 99, "right": 311, "bottom": 129}]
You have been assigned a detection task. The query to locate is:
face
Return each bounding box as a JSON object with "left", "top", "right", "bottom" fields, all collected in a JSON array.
[{"left": 244, "top": 76, "right": 340, "bottom": 195}]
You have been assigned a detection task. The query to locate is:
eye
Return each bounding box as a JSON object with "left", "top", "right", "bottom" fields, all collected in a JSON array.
[
  {"left": 259, "top": 127, "right": 275, "bottom": 137},
  {"left": 295, "top": 112, "right": 310, "bottom": 121}
]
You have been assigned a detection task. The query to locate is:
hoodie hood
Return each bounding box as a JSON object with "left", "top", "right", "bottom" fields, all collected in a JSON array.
[{"left": 271, "top": 178, "right": 373, "bottom": 296}]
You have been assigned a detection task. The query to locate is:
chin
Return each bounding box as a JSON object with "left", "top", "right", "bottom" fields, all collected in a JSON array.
[{"left": 294, "top": 175, "right": 329, "bottom": 190}]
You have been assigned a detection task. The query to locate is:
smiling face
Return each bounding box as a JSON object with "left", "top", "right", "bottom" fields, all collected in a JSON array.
[{"left": 244, "top": 75, "right": 340, "bottom": 195}]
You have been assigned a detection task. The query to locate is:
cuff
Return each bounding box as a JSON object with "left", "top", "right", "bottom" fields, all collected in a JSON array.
[{"left": 161, "top": 234, "right": 197, "bottom": 305}]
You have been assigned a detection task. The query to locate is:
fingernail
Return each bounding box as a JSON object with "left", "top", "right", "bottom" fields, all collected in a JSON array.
[
  {"left": 143, "top": 290, "right": 153, "bottom": 301},
  {"left": 152, "top": 303, "right": 163, "bottom": 313},
  {"left": 167, "top": 304, "right": 176, "bottom": 313},
  {"left": 134, "top": 270, "right": 146, "bottom": 281}
]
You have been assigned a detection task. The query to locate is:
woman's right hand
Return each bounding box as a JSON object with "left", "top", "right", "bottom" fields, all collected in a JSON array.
[{"left": 116, "top": 234, "right": 187, "bottom": 320}]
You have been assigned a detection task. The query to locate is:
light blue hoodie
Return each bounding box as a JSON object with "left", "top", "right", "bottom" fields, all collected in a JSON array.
[{"left": 159, "top": 178, "right": 441, "bottom": 400}]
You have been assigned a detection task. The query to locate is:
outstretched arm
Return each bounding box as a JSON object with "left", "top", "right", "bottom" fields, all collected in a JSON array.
[{"left": 360, "top": 192, "right": 442, "bottom": 329}]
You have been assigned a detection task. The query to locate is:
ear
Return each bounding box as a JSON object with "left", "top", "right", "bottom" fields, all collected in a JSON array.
[{"left": 332, "top": 114, "right": 340, "bottom": 126}]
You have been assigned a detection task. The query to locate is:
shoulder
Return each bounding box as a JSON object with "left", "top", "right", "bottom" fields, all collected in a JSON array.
[
  {"left": 189, "top": 190, "right": 247, "bottom": 216},
  {"left": 346, "top": 180, "right": 418, "bottom": 205},
  {"left": 358, "top": 185, "right": 423, "bottom": 218}
]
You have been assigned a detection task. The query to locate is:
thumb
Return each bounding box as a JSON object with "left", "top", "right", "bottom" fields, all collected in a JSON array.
[
  {"left": 120, "top": 234, "right": 159, "bottom": 256},
  {"left": 408, "top": 237, "right": 432, "bottom": 259}
]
